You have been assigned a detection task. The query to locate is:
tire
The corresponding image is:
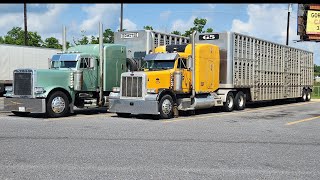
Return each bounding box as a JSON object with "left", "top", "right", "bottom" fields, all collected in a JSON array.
[
  {"left": 223, "top": 92, "right": 235, "bottom": 112},
  {"left": 46, "top": 91, "right": 70, "bottom": 118},
  {"left": 299, "top": 90, "right": 307, "bottom": 102},
  {"left": 306, "top": 89, "right": 311, "bottom": 101},
  {"left": 234, "top": 91, "right": 246, "bottom": 110},
  {"left": 12, "top": 111, "right": 30, "bottom": 117},
  {"left": 159, "top": 94, "right": 174, "bottom": 119},
  {"left": 116, "top": 113, "right": 131, "bottom": 118}
]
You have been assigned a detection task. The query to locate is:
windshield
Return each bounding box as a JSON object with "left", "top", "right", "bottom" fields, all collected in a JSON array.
[
  {"left": 50, "top": 54, "right": 78, "bottom": 69},
  {"left": 51, "top": 61, "right": 77, "bottom": 68},
  {"left": 145, "top": 60, "right": 175, "bottom": 70}
]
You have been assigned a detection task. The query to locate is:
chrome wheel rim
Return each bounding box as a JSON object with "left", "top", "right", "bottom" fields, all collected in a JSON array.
[
  {"left": 51, "top": 96, "right": 65, "bottom": 113},
  {"left": 303, "top": 93, "right": 306, "bottom": 100},
  {"left": 228, "top": 96, "right": 234, "bottom": 109},
  {"left": 238, "top": 95, "right": 244, "bottom": 107},
  {"left": 307, "top": 92, "right": 311, "bottom": 100},
  {"left": 162, "top": 99, "right": 172, "bottom": 115}
]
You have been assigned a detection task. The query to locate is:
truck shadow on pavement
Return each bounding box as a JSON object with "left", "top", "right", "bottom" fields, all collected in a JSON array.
[
  {"left": 120, "top": 98, "right": 304, "bottom": 120},
  {"left": 6, "top": 99, "right": 306, "bottom": 120}
]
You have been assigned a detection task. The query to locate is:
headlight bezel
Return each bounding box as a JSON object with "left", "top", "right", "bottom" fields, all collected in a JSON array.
[
  {"left": 5, "top": 86, "right": 13, "bottom": 92},
  {"left": 112, "top": 87, "right": 120, "bottom": 93},
  {"left": 34, "top": 87, "right": 46, "bottom": 94},
  {"left": 147, "top": 88, "right": 157, "bottom": 94}
]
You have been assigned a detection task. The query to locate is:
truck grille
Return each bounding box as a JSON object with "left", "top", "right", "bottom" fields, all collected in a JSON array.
[
  {"left": 121, "top": 76, "right": 143, "bottom": 97},
  {"left": 14, "top": 72, "right": 32, "bottom": 95}
]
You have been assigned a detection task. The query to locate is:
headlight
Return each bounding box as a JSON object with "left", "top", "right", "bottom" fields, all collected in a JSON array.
[
  {"left": 5, "top": 86, "right": 12, "bottom": 92},
  {"left": 147, "top": 88, "right": 157, "bottom": 94},
  {"left": 34, "top": 87, "right": 46, "bottom": 94},
  {"left": 112, "top": 87, "right": 120, "bottom": 92}
]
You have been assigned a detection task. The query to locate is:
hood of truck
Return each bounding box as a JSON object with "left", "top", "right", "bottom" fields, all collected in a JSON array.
[
  {"left": 144, "top": 69, "right": 175, "bottom": 91},
  {"left": 36, "top": 69, "right": 73, "bottom": 95}
]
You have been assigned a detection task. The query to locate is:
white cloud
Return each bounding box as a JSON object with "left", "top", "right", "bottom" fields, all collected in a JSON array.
[
  {"left": 118, "top": 18, "right": 137, "bottom": 31},
  {"left": 80, "top": 4, "right": 120, "bottom": 33},
  {"left": 170, "top": 15, "right": 196, "bottom": 33},
  {"left": 0, "top": 4, "right": 68, "bottom": 43},
  {"left": 231, "top": 4, "right": 320, "bottom": 64},
  {"left": 28, "top": 4, "right": 68, "bottom": 33}
]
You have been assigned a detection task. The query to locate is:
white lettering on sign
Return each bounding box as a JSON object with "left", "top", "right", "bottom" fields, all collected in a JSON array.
[
  {"left": 121, "top": 33, "right": 139, "bottom": 39},
  {"left": 199, "top": 34, "right": 219, "bottom": 40}
]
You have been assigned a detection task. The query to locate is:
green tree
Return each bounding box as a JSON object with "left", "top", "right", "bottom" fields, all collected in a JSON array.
[
  {"left": 206, "top": 28, "right": 213, "bottom": 33},
  {"left": 3, "top": 27, "right": 43, "bottom": 47},
  {"left": 314, "top": 64, "right": 320, "bottom": 77},
  {"left": 171, "top": 31, "right": 181, "bottom": 35},
  {"left": 90, "top": 35, "right": 99, "bottom": 44},
  {"left": 143, "top": 25, "right": 153, "bottom": 30},
  {"left": 73, "top": 30, "right": 89, "bottom": 45},
  {"left": 103, "top": 28, "right": 114, "bottom": 43},
  {"left": 182, "top": 18, "right": 213, "bottom": 37},
  {"left": 43, "top": 37, "right": 62, "bottom": 49},
  {"left": 0, "top": 36, "right": 4, "bottom": 44}
]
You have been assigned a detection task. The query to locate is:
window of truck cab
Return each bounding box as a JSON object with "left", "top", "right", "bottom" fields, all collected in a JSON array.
[{"left": 79, "top": 57, "right": 95, "bottom": 69}]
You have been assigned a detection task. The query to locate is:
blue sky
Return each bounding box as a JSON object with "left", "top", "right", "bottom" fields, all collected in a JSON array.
[{"left": 0, "top": 3, "right": 319, "bottom": 65}]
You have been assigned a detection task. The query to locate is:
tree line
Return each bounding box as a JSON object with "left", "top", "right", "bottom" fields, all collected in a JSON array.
[{"left": 0, "top": 18, "right": 212, "bottom": 49}]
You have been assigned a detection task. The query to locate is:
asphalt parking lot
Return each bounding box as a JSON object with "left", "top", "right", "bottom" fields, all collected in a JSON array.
[{"left": 0, "top": 98, "right": 320, "bottom": 179}]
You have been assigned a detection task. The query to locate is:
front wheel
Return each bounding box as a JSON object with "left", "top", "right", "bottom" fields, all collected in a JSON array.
[
  {"left": 46, "top": 91, "right": 70, "bottom": 118},
  {"left": 159, "top": 95, "right": 174, "bottom": 119}
]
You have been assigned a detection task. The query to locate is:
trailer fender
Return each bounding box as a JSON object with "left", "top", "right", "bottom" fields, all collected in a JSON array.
[{"left": 216, "top": 89, "right": 237, "bottom": 103}]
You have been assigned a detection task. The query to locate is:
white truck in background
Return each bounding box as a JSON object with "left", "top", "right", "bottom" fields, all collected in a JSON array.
[{"left": 0, "top": 44, "right": 60, "bottom": 96}]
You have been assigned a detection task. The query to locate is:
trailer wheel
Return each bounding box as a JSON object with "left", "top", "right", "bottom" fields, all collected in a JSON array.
[
  {"left": 46, "top": 91, "right": 70, "bottom": 118},
  {"left": 235, "top": 91, "right": 246, "bottom": 110},
  {"left": 299, "top": 90, "right": 307, "bottom": 102},
  {"left": 223, "top": 92, "right": 234, "bottom": 112},
  {"left": 159, "top": 94, "right": 174, "bottom": 119},
  {"left": 116, "top": 113, "right": 131, "bottom": 118},
  {"left": 306, "top": 89, "right": 311, "bottom": 101}
]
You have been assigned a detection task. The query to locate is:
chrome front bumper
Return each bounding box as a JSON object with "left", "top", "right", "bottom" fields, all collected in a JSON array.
[
  {"left": 4, "top": 97, "right": 46, "bottom": 113},
  {"left": 108, "top": 92, "right": 159, "bottom": 115}
]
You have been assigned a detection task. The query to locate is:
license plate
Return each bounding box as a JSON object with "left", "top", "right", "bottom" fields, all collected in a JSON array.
[{"left": 18, "top": 107, "right": 26, "bottom": 112}]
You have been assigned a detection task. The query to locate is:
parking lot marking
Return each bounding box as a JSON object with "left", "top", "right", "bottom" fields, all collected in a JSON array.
[
  {"left": 44, "top": 113, "right": 115, "bottom": 121},
  {"left": 286, "top": 115, "right": 320, "bottom": 125},
  {"left": 163, "top": 101, "right": 317, "bottom": 123}
]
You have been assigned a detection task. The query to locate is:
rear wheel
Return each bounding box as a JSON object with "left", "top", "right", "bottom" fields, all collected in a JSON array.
[
  {"left": 306, "top": 89, "right": 311, "bottom": 101},
  {"left": 159, "top": 94, "right": 174, "bottom": 119},
  {"left": 298, "top": 90, "right": 307, "bottom": 102},
  {"left": 223, "top": 92, "right": 234, "bottom": 112},
  {"left": 46, "top": 91, "right": 70, "bottom": 118},
  {"left": 234, "top": 91, "right": 246, "bottom": 110}
]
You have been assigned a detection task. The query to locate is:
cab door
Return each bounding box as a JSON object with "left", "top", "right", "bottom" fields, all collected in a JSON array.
[
  {"left": 177, "top": 58, "right": 191, "bottom": 92},
  {"left": 79, "top": 56, "right": 98, "bottom": 91}
]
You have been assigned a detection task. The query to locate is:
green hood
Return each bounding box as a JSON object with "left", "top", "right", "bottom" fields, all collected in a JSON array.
[{"left": 36, "top": 69, "right": 73, "bottom": 95}]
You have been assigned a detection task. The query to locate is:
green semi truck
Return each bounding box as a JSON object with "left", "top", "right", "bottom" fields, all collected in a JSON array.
[
  {"left": 4, "top": 44, "right": 127, "bottom": 117},
  {"left": 3, "top": 28, "right": 189, "bottom": 118}
]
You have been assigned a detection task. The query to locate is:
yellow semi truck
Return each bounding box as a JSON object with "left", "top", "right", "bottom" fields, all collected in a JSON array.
[{"left": 108, "top": 31, "right": 314, "bottom": 119}]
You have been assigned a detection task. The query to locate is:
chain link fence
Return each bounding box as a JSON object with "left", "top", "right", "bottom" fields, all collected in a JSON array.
[{"left": 312, "top": 86, "right": 320, "bottom": 97}]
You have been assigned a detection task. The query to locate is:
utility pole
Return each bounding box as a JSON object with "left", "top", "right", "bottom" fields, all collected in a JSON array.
[
  {"left": 24, "top": 3, "right": 28, "bottom": 46},
  {"left": 120, "top": 3, "right": 123, "bottom": 32},
  {"left": 286, "top": 3, "right": 292, "bottom": 46}
]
